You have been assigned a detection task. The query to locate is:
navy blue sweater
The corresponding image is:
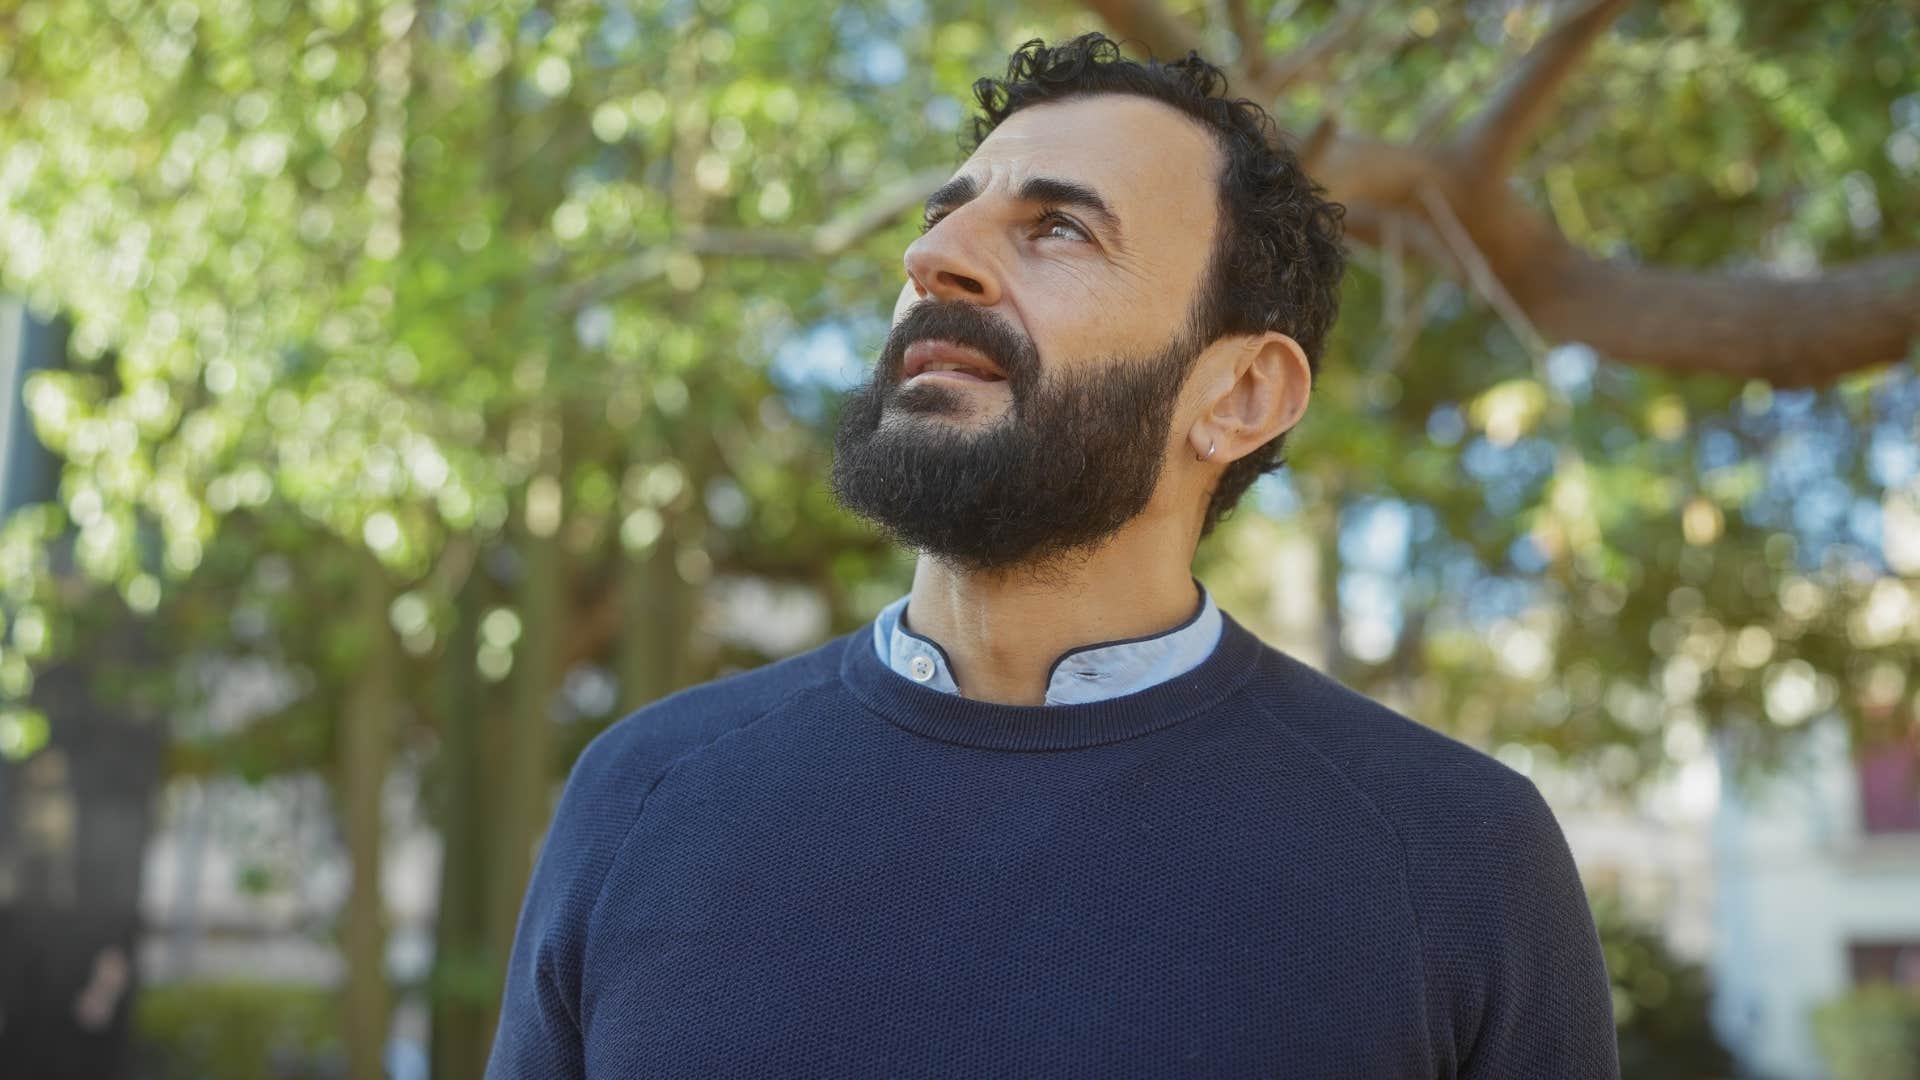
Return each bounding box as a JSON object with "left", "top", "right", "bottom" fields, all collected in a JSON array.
[{"left": 487, "top": 611, "right": 1619, "bottom": 1078}]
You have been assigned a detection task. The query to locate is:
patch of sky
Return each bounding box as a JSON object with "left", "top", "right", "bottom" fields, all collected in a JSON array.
[
  {"left": 1439, "top": 553, "right": 1481, "bottom": 605},
  {"left": 858, "top": 39, "right": 908, "bottom": 86},
  {"left": 828, "top": 1, "right": 913, "bottom": 85},
  {"left": 574, "top": 304, "right": 614, "bottom": 351},
  {"left": 1768, "top": 429, "right": 1838, "bottom": 491},
  {"left": 1848, "top": 497, "right": 1882, "bottom": 558},
  {"left": 659, "top": 0, "right": 697, "bottom": 29},
  {"left": 1424, "top": 280, "right": 1467, "bottom": 322},
  {"left": 830, "top": 4, "right": 870, "bottom": 36},
  {"left": 587, "top": 6, "right": 639, "bottom": 66},
  {"left": 518, "top": 6, "right": 554, "bottom": 44},
  {"left": 1893, "top": 92, "right": 1920, "bottom": 134},
  {"left": 1462, "top": 574, "right": 1536, "bottom": 625},
  {"left": 1869, "top": 429, "right": 1919, "bottom": 489},
  {"left": 885, "top": 0, "right": 928, "bottom": 25},
  {"left": 1250, "top": 472, "right": 1301, "bottom": 520},
  {"left": 1339, "top": 497, "right": 1411, "bottom": 574},
  {"left": 705, "top": 476, "right": 751, "bottom": 529},
  {"left": 1513, "top": 437, "right": 1556, "bottom": 480},
  {"left": 1426, "top": 403, "right": 1466, "bottom": 446},
  {"left": 1461, "top": 435, "right": 1504, "bottom": 480},
  {"left": 1543, "top": 342, "right": 1597, "bottom": 401},
  {"left": 1873, "top": 363, "right": 1920, "bottom": 415},
  {"left": 1406, "top": 503, "right": 1439, "bottom": 545},
  {"left": 1770, "top": 386, "right": 1819, "bottom": 420},
  {"left": 561, "top": 666, "right": 620, "bottom": 720},
  {"left": 1698, "top": 426, "right": 1743, "bottom": 472},
  {"left": 924, "top": 96, "right": 963, "bottom": 133},
  {"left": 1790, "top": 482, "right": 1851, "bottom": 544},
  {"left": 771, "top": 321, "right": 871, "bottom": 424},
  {"left": 1337, "top": 569, "right": 1404, "bottom": 664},
  {"left": 1507, "top": 533, "right": 1550, "bottom": 575},
  {"left": 1461, "top": 436, "right": 1554, "bottom": 517}
]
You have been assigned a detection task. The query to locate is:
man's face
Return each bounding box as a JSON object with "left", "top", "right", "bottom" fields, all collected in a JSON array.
[{"left": 829, "top": 94, "right": 1224, "bottom": 575}]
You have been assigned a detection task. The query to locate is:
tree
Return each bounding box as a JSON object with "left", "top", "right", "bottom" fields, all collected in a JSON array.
[
  {"left": 1, "top": 1, "right": 1915, "bottom": 1076},
  {"left": 1070, "top": 0, "right": 1920, "bottom": 800},
  {"left": 1085, "top": 0, "right": 1920, "bottom": 384},
  {"left": 1, "top": 1, "right": 993, "bottom": 1073}
]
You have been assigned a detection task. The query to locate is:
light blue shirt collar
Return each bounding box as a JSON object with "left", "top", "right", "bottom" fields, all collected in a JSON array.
[{"left": 870, "top": 579, "right": 1223, "bottom": 705}]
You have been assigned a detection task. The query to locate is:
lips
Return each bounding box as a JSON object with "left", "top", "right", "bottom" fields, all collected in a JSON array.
[{"left": 902, "top": 340, "right": 1008, "bottom": 383}]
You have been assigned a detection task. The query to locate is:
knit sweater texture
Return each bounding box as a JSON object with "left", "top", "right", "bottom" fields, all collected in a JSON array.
[{"left": 487, "top": 610, "right": 1620, "bottom": 1078}]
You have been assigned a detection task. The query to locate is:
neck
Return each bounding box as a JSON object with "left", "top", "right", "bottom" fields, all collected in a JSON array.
[{"left": 904, "top": 519, "right": 1202, "bottom": 706}]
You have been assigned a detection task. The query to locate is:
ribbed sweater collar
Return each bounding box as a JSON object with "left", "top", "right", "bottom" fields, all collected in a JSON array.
[{"left": 840, "top": 607, "right": 1266, "bottom": 751}]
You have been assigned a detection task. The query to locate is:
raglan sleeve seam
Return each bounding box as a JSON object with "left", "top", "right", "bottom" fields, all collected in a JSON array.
[
  {"left": 1455, "top": 777, "right": 1621, "bottom": 1079},
  {"left": 1245, "top": 696, "right": 1438, "bottom": 1067},
  {"left": 569, "top": 673, "right": 840, "bottom": 1025}
]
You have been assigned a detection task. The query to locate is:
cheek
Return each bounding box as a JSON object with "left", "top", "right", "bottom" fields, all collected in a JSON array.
[{"left": 1016, "top": 264, "right": 1165, "bottom": 361}]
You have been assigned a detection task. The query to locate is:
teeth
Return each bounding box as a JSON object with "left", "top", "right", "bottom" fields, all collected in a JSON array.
[{"left": 920, "top": 360, "right": 998, "bottom": 378}]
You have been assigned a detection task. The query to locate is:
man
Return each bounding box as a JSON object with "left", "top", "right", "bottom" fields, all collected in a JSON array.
[{"left": 488, "top": 33, "right": 1619, "bottom": 1079}]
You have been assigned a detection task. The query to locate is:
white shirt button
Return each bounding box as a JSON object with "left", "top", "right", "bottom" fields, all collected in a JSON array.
[{"left": 909, "top": 654, "right": 936, "bottom": 681}]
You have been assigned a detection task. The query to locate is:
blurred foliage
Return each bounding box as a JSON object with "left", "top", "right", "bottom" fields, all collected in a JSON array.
[
  {"left": 133, "top": 980, "right": 343, "bottom": 1080},
  {"left": 1589, "top": 890, "right": 1735, "bottom": 1079},
  {"left": 0, "top": 0, "right": 1917, "bottom": 1068},
  {"left": 1811, "top": 984, "right": 1920, "bottom": 1080},
  {"left": 0, "top": 0, "right": 1908, "bottom": 793}
]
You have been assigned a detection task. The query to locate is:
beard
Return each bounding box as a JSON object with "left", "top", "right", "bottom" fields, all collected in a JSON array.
[{"left": 828, "top": 298, "right": 1201, "bottom": 579}]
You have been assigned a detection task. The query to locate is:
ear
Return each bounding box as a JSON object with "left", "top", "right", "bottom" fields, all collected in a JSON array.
[{"left": 1187, "top": 331, "right": 1312, "bottom": 464}]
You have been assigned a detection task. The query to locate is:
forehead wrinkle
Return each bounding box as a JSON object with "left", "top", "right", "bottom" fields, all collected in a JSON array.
[
  {"left": 946, "top": 99, "right": 1223, "bottom": 329},
  {"left": 987, "top": 100, "right": 1217, "bottom": 265},
  {"left": 980, "top": 98, "right": 1218, "bottom": 208}
]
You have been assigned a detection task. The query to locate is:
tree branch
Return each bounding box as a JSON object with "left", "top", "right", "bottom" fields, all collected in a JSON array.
[
  {"left": 1083, "top": 0, "right": 1204, "bottom": 60},
  {"left": 810, "top": 166, "right": 956, "bottom": 254},
  {"left": 1248, "top": 1, "right": 1372, "bottom": 99},
  {"left": 1226, "top": 0, "right": 1263, "bottom": 77},
  {"left": 1084, "top": 0, "right": 1920, "bottom": 385},
  {"left": 1416, "top": 183, "right": 1550, "bottom": 357},
  {"left": 1449, "top": 0, "right": 1634, "bottom": 181},
  {"left": 1527, "top": 243, "right": 1920, "bottom": 387},
  {"left": 562, "top": 166, "right": 950, "bottom": 311}
]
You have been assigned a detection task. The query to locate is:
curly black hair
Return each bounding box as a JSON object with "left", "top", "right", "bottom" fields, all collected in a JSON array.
[{"left": 967, "top": 32, "right": 1346, "bottom": 538}]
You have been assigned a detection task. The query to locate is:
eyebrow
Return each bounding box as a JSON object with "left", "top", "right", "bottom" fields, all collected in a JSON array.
[{"left": 923, "top": 173, "right": 1127, "bottom": 250}]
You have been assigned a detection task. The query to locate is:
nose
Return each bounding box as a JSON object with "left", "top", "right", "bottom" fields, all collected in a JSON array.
[{"left": 902, "top": 212, "right": 1002, "bottom": 306}]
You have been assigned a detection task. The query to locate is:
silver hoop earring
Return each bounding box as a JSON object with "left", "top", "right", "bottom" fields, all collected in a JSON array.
[{"left": 1196, "top": 438, "right": 1217, "bottom": 463}]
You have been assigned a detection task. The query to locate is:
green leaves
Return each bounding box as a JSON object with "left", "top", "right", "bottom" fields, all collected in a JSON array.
[{"left": 3, "top": 0, "right": 1916, "bottom": 798}]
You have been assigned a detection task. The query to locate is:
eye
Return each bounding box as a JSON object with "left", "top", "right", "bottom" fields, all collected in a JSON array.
[
  {"left": 1033, "top": 210, "right": 1090, "bottom": 242},
  {"left": 919, "top": 209, "right": 948, "bottom": 235}
]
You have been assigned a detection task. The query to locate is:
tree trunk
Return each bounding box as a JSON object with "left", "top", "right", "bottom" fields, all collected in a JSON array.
[
  {"left": 340, "top": 551, "right": 398, "bottom": 1080},
  {"left": 429, "top": 550, "right": 492, "bottom": 1080},
  {"left": 616, "top": 530, "right": 691, "bottom": 710},
  {"left": 485, "top": 411, "right": 568, "bottom": 1005}
]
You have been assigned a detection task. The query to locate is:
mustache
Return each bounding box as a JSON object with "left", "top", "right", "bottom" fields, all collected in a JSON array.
[{"left": 876, "top": 300, "right": 1039, "bottom": 386}]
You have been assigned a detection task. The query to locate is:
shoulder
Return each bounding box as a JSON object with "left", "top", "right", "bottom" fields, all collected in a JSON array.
[
  {"left": 1239, "top": 644, "right": 1605, "bottom": 1045},
  {"left": 1235, "top": 642, "right": 1584, "bottom": 947},
  {"left": 526, "top": 629, "right": 855, "bottom": 929},
  {"left": 1239, "top": 644, "right": 1551, "bottom": 842},
  {"left": 492, "top": 629, "right": 859, "bottom": 1057},
  {"left": 566, "top": 628, "right": 854, "bottom": 806}
]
